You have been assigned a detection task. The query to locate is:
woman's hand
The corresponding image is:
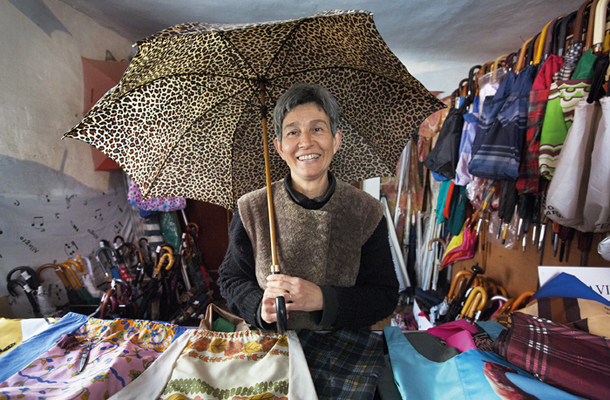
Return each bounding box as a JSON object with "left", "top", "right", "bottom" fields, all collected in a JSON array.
[{"left": 260, "top": 274, "right": 323, "bottom": 324}]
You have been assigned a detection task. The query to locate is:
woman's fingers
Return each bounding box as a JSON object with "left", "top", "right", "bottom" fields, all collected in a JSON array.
[{"left": 266, "top": 275, "right": 323, "bottom": 312}]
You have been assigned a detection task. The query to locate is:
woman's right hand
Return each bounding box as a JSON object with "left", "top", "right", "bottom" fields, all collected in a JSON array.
[{"left": 261, "top": 286, "right": 286, "bottom": 324}]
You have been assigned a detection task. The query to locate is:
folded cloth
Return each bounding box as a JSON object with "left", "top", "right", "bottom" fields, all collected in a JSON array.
[
  {"left": 0, "top": 316, "right": 189, "bottom": 399},
  {"left": 0, "top": 312, "right": 89, "bottom": 382},
  {"left": 427, "top": 319, "right": 480, "bottom": 353},
  {"left": 385, "top": 326, "right": 580, "bottom": 400},
  {"left": 494, "top": 312, "right": 610, "bottom": 400}
]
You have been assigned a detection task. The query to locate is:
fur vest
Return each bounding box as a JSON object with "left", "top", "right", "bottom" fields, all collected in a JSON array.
[{"left": 238, "top": 179, "right": 384, "bottom": 329}]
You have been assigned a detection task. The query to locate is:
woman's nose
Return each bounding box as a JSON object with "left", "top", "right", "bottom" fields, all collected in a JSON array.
[{"left": 298, "top": 131, "right": 313, "bottom": 147}]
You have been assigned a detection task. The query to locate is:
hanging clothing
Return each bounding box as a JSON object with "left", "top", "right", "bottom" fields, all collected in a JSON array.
[
  {"left": 453, "top": 96, "right": 480, "bottom": 186},
  {"left": 539, "top": 78, "right": 591, "bottom": 179},
  {"left": 469, "top": 65, "right": 536, "bottom": 180},
  {"left": 517, "top": 55, "right": 564, "bottom": 194}
]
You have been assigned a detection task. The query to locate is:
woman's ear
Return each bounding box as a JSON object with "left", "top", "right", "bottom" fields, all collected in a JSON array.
[
  {"left": 274, "top": 137, "right": 285, "bottom": 160},
  {"left": 333, "top": 130, "right": 342, "bottom": 154}
]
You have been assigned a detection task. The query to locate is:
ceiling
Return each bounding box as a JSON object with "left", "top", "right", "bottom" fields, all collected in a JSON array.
[{"left": 59, "top": 0, "right": 583, "bottom": 95}]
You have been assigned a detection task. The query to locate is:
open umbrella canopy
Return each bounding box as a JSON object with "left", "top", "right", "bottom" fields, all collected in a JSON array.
[{"left": 64, "top": 10, "right": 444, "bottom": 210}]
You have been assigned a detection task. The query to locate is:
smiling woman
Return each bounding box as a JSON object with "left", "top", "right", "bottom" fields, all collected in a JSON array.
[
  {"left": 217, "top": 82, "right": 400, "bottom": 399},
  {"left": 274, "top": 99, "right": 342, "bottom": 199}
]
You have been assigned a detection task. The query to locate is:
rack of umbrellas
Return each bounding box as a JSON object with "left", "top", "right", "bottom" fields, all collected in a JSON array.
[
  {"left": 6, "top": 222, "right": 215, "bottom": 325},
  {"left": 383, "top": 0, "right": 610, "bottom": 327}
]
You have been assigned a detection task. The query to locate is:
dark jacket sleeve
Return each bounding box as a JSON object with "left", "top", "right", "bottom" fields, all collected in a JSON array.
[
  {"left": 319, "top": 216, "right": 399, "bottom": 328},
  {"left": 217, "top": 209, "right": 266, "bottom": 328}
]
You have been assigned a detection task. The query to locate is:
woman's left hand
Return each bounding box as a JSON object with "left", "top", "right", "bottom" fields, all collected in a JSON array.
[{"left": 266, "top": 274, "right": 323, "bottom": 312}]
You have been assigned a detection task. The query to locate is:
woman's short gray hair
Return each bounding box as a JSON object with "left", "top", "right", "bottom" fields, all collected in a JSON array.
[{"left": 273, "top": 83, "right": 339, "bottom": 141}]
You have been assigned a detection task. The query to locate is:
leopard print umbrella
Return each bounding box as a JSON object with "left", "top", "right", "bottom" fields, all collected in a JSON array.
[{"left": 64, "top": 10, "right": 444, "bottom": 211}]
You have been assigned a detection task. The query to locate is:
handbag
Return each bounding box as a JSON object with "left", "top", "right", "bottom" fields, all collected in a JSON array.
[
  {"left": 583, "top": 95, "right": 610, "bottom": 231},
  {"left": 545, "top": 98, "right": 598, "bottom": 230},
  {"left": 111, "top": 303, "right": 317, "bottom": 400}
]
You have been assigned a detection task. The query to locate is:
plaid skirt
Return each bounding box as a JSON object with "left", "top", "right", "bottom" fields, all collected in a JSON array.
[{"left": 298, "top": 329, "right": 385, "bottom": 400}]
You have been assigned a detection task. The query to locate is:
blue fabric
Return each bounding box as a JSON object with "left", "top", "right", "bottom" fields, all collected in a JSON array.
[
  {"left": 384, "top": 326, "right": 583, "bottom": 400},
  {"left": 533, "top": 272, "right": 610, "bottom": 306},
  {"left": 0, "top": 312, "right": 89, "bottom": 382},
  {"left": 431, "top": 171, "right": 448, "bottom": 182},
  {"left": 469, "top": 67, "right": 536, "bottom": 180},
  {"left": 453, "top": 95, "right": 480, "bottom": 186},
  {"left": 435, "top": 180, "right": 451, "bottom": 224},
  {"left": 475, "top": 320, "right": 507, "bottom": 341}
]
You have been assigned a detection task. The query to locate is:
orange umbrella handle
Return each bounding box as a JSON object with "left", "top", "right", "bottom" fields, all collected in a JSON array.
[
  {"left": 36, "top": 263, "right": 59, "bottom": 283},
  {"left": 509, "top": 291, "right": 535, "bottom": 313}
]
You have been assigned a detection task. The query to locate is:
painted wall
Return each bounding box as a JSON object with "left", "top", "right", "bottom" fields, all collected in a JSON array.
[
  {"left": 1, "top": 0, "right": 133, "bottom": 194},
  {"left": 0, "top": 0, "right": 138, "bottom": 312}
]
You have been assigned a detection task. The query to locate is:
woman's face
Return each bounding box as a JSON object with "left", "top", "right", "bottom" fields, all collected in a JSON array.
[{"left": 274, "top": 102, "right": 341, "bottom": 189}]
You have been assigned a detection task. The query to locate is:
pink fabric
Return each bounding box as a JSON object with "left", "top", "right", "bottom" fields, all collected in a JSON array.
[
  {"left": 128, "top": 178, "right": 186, "bottom": 212},
  {"left": 427, "top": 319, "right": 479, "bottom": 352},
  {"left": 0, "top": 317, "right": 185, "bottom": 399}
]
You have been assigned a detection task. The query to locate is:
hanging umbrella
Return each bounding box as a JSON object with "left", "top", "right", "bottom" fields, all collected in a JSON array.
[{"left": 64, "top": 10, "right": 444, "bottom": 330}]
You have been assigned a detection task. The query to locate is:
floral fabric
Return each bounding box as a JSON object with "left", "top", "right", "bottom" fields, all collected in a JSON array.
[
  {"left": 159, "top": 329, "right": 291, "bottom": 400},
  {"left": 0, "top": 317, "right": 187, "bottom": 400}
]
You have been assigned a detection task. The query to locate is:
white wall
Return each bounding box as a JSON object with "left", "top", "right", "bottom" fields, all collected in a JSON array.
[
  {"left": 1, "top": 0, "right": 133, "bottom": 195},
  {"left": 0, "top": 0, "right": 138, "bottom": 311}
]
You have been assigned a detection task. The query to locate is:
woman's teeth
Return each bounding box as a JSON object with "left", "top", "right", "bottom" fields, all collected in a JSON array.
[{"left": 298, "top": 154, "right": 320, "bottom": 161}]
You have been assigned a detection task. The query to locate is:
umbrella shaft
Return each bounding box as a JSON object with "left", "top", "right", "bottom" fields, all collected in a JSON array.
[{"left": 259, "top": 82, "right": 280, "bottom": 269}]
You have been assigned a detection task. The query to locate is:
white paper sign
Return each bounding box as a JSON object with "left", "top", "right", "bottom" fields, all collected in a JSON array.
[{"left": 538, "top": 266, "right": 610, "bottom": 301}]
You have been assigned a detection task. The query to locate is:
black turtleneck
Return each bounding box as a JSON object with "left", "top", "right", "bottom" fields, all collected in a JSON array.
[{"left": 283, "top": 171, "right": 336, "bottom": 210}]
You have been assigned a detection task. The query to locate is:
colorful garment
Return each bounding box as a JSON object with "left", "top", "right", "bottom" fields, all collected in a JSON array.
[
  {"left": 517, "top": 55, "right": 564, "bottom": 194},
  {"left": 539, "top": 79, "right": 591, "bottom": 179},
  {"left": 469, "top": 65, "right": 535, "bottom": 180},
  {"left": 0, "top": 317, "right": 188, "bottom": 399},
  {"left": 128, "top": 178, "right": 186, "bottom": 212},
  {"left": 109, "top": 329, "right": 316, "bottom": 400},
  {"left": 452, "top": 96, "right": 479, "bottom": 186},
  {"left": 385, "top": 326, "right": 582, "bottom": 400},
  {"left": 0, "top": 312, "right": 89, "bottom": 383},
  {"left": 554, "top": 42, "right": 584, "bottom": 81}
]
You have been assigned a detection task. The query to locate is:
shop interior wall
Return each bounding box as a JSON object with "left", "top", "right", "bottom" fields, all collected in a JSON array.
[
  {"left": 0, "top": 0, "right": 136, "bottom": 299},
  {"left": 453, "top": 230, "right": 610, "bottom": 299}
]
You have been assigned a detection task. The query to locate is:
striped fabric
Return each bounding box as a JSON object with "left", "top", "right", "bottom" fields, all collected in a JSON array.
[
  {"left": 539, "top": 79, "right": 591, "bottom": 179},
  {"left": 469, "top": 65, "right": 535, "bottom": 180},
  {"left": 554, "top": 42, "right": 584, "bottom": 82},
  {"left": 297, "top": 329, "right": 384, "bottom": 400},
  {"left": 516, "top": 55, "right": 564, "bottom": 195},
  {"left": 494, "top": 312, "right": 610, "bottom": 400}
]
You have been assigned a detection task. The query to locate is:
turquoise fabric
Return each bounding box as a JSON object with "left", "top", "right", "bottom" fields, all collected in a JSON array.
[{"left": 384, "top": 326, "right": 584, "bottom": 399}]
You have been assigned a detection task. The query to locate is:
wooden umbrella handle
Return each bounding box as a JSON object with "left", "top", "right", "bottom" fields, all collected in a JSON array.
[{"left": 259, "top": 81, "right": 280, "bottom": 273}]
